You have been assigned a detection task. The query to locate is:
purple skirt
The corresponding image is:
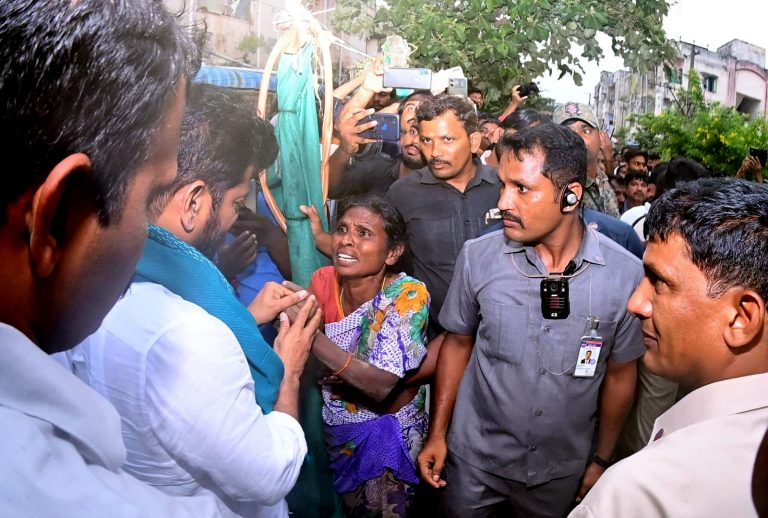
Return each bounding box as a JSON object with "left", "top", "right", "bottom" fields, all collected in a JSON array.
[{"left": 325, "top": 414, "right": 419, "bottom": 494}]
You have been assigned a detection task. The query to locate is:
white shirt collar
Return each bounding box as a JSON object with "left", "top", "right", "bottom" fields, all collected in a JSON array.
[
  {"left": 651, "top": 372, "right": 768, "bottom": 442},
  {"left": 0, "top": 323, "right": 126, "bottom": 469}
]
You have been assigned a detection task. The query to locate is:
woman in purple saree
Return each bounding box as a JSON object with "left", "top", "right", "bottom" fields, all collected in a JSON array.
[{"left": 307, "top": 196, "right": 434, "bottom": 517}]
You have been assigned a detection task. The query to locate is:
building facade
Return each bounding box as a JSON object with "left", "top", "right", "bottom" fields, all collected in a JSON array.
[
  {"left": 164, "top": 0, "right": 376, "bottom": 77},
  {"left": 594, "top": 39, "right": 768, "bottom": 130}
]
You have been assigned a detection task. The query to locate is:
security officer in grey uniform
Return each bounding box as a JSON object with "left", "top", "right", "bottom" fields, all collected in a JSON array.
[{"left": 417, "top": 123, "right": 644, "bottom": 517}]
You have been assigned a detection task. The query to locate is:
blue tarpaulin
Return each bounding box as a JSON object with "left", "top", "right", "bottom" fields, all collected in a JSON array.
[{"left": 194, "top": 64, "right": 277, "bottom": 91}]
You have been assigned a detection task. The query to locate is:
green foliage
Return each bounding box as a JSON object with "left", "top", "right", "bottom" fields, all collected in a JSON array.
[
  {"left": 614, "top": 125, "right": 629, "bottom": 144},
  {"left": 632, "top": 72, "right": 768, "bottom": 175},
  {"left": 332, "top": 0, "right": 377, "bottom": 40},
  {"left": 668, "top": 69, "right": 705, "bottom": 117},
  {"left": 333, "top": 0, "right": 677, "bottom": 113},
  {"left": 238, "top": 33, "right": 264, "bottom": 53}
]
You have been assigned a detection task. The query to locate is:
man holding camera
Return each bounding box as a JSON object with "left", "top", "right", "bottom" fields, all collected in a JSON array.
[
  {"left": 418, "top": 123, "right": 643, "bottom": 517},
  {"left": 328, "top": 89, "right": 430, "bottom": 200}
]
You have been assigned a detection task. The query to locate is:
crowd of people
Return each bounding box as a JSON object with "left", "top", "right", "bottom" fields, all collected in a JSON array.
[{"left": 1, "top": 2, "right": 767, "bottom": 518}]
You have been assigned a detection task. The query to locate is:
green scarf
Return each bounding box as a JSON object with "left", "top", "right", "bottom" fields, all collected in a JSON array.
[{"left": 134, "top": 225, "right": 283, "bottom": 413}]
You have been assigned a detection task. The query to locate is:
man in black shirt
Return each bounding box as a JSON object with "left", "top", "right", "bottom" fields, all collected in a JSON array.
[{"left": 386, "top": 95, "right": 500, "bottom": 336}]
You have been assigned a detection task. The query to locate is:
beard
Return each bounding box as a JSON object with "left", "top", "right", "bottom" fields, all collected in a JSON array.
[
  {"left": 401, "top": 149, "right": 426, "bottom": 170},
  {"left": 195, "top": 211, "right": 227, "bottom": 260}
]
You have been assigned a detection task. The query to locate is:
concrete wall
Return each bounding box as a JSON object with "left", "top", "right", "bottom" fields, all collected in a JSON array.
[
  {"left": 734, "top": 65, "right": 767, "bottom": 118},
  {"left": 594, "top": 38, "right": 768, "bottom": 127},
  {"left": 164, "top": 0, "right": 375, "bottom": 74},
  {"left": 718, "top": 39, "right": 766, "bottom": 68}
]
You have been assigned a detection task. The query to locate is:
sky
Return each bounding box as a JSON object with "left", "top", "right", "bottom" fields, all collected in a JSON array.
[{"left": 537, "top": 0, "right": 768, "bottom": 104}]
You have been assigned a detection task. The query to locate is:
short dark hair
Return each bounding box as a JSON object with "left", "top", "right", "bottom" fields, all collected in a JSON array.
[
  {"left": 496, "top": 109, "right": 548, "bottom": 160},
  {"left": 624, "top": 149, "right": 648, "bottom": 163},
  {"left": 500, "top": 122, "right": 587, "bottom": 197},
  {"left": 500, "top": 109, "right": 547, "bottom": 131},
  {"left": 397, "top": 90, "right": 433, "bottom": 116},
  {"left": 663, "top": 157, "right": 710, "bottom": 192},
  {"left": 609, "top": 174, "right": 626, "bottom": 187},
  {"left": 646, "top": 178, "right": 768, "bottom": 301},
  {"left": 0, "top": 0, "right": 200, "bottom": 226},
  {"left": 416, "top": 94, "right": 479, "bottom": 134},
  {"left": 625, "top": 171, "right": 649, "bottom": 185},
  {"left": 151, "top": 84, "right": 278, "bottom": 216},
  {"left": 469, "top": 87, "right": 483, "bottom": 96},
  {"left": 337, "top": 195, "right": 407, "bottom": 253},
  {"left": 480, "top": 117, "right": 502, "bottom": 127},
  {"left": 649, "top": 164, "right": 667, "bottom": 186}
]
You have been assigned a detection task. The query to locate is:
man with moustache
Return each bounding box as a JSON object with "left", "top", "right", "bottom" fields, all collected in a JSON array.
[
  {"left": 555, "top": 103, "right": 620, "bottom": 218},
  {"left": 571, "top": 179, "right": 768, "bottom": 517},
  {"left": 385, "top": 94, "right": 500, "bottom": 335},
  {"left": 622, "top": 171, "right": 649, "bottom": 212},
  {"left": 479, "top": 117, "right": 502, "bottom": 166},
  {"left": 0, "top": 1, "right": 226, "bottom": 515},
  {"left": 65, "top": 85, "right": 321, "bottom": 517},
  {"left": 418, "top": 123, "right": 643, "bottom": 517}
]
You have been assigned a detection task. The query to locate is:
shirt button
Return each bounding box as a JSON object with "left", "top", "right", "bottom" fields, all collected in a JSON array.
[
  {"left": 540, "top": 368, "right": 546, "bottom": 375},
  {"left": 535, "top": 409, "right": 544, "bottom": 416},
  {"left": 543, "top": 325, "right": 551, "bottom": 332},
  {"left": 529, "top": 445, "right": 538, "bottom": 452}
]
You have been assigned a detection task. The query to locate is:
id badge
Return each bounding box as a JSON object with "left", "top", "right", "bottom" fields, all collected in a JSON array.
[{"left": 573, "top": 336, "right": 603, "bottom": 378}]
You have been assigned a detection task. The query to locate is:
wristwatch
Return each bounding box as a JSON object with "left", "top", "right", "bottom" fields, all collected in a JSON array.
[{"left": 591, "top": 453, "right": 612, "bottom": 469}]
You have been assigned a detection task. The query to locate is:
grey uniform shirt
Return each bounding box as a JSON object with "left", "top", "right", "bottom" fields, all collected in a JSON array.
[
  {"left": 439, "top": 227, "right": 644, "bottom": 485},
  {"left": 385, "top": 160, "right": 499, "bottom": 330}
]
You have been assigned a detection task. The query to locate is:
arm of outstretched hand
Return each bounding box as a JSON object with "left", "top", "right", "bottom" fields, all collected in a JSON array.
[
  {"left": 498, "top": 85, "right": 527, "bottom": 121},
  {"left": 577, "top": 359, "right": 637, "bottom": 500},
  {"left": 600, "top": 131, "right": 615, "bottom": 174},
  {"left": 736, "top": 155, "right": 763, "bottom": 182},
  {"left": 400, "top": 332, "right": 445, "bottom": 387},
  {"left": 280, "top": 280, "right": 320, "bottom": 325},
  {"left": 417, "top": 332, "right": 475, "bottom": 488},
  {"left": 311, "top": 332, "right": 400, "bottom": 402},
  {"left": 328, "top": 107, "right": 379, "bottom": 195},
  {"left": 272, "top": 300, "right": 324, "bottom": 419},
  {"left": 231, "top": 208, "right": 292, "bottom": 280},
  {"left": 299, "top": 204, "right": 333, "bottom": 258},
  {"left": 337, "top": 59, "right": 389, "bottom": 118},
  {"left": 217, "top": 231, "right": 258, "bottom": 280},
  {"left": 247, "top": 281, "right": 309, "bottom": 325}
]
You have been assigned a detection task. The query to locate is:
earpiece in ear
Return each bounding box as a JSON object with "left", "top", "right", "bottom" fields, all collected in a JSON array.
[{"left": 561, "top": 188, "right": 579, "bottom": 210}]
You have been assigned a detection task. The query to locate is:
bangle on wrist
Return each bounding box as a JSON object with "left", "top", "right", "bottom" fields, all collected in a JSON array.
[
  {"left": 333, "top": 352, "right": 353, "bottom": 376},
  {"left": 591, "top": 453, "right": 613, "bottom": 469}
]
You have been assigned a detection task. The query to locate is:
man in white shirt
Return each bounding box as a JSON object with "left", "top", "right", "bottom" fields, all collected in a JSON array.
[
  {"left": 68, "top": 84, "right": 321, "bottom": 518},
  {"left": 571, "top": 178, "right": 768, "bottom": 517},
  {"left": 0, "top": 1, "right": 225, "bottom": 515}
]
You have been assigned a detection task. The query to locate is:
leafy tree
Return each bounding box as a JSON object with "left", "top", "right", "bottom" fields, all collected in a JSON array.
[
  {"left": 632, "top": 72, "right": 768, "bottom": 175},
  {"left": 333, "top": 0, "right": 677, "bottom": 113}
]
